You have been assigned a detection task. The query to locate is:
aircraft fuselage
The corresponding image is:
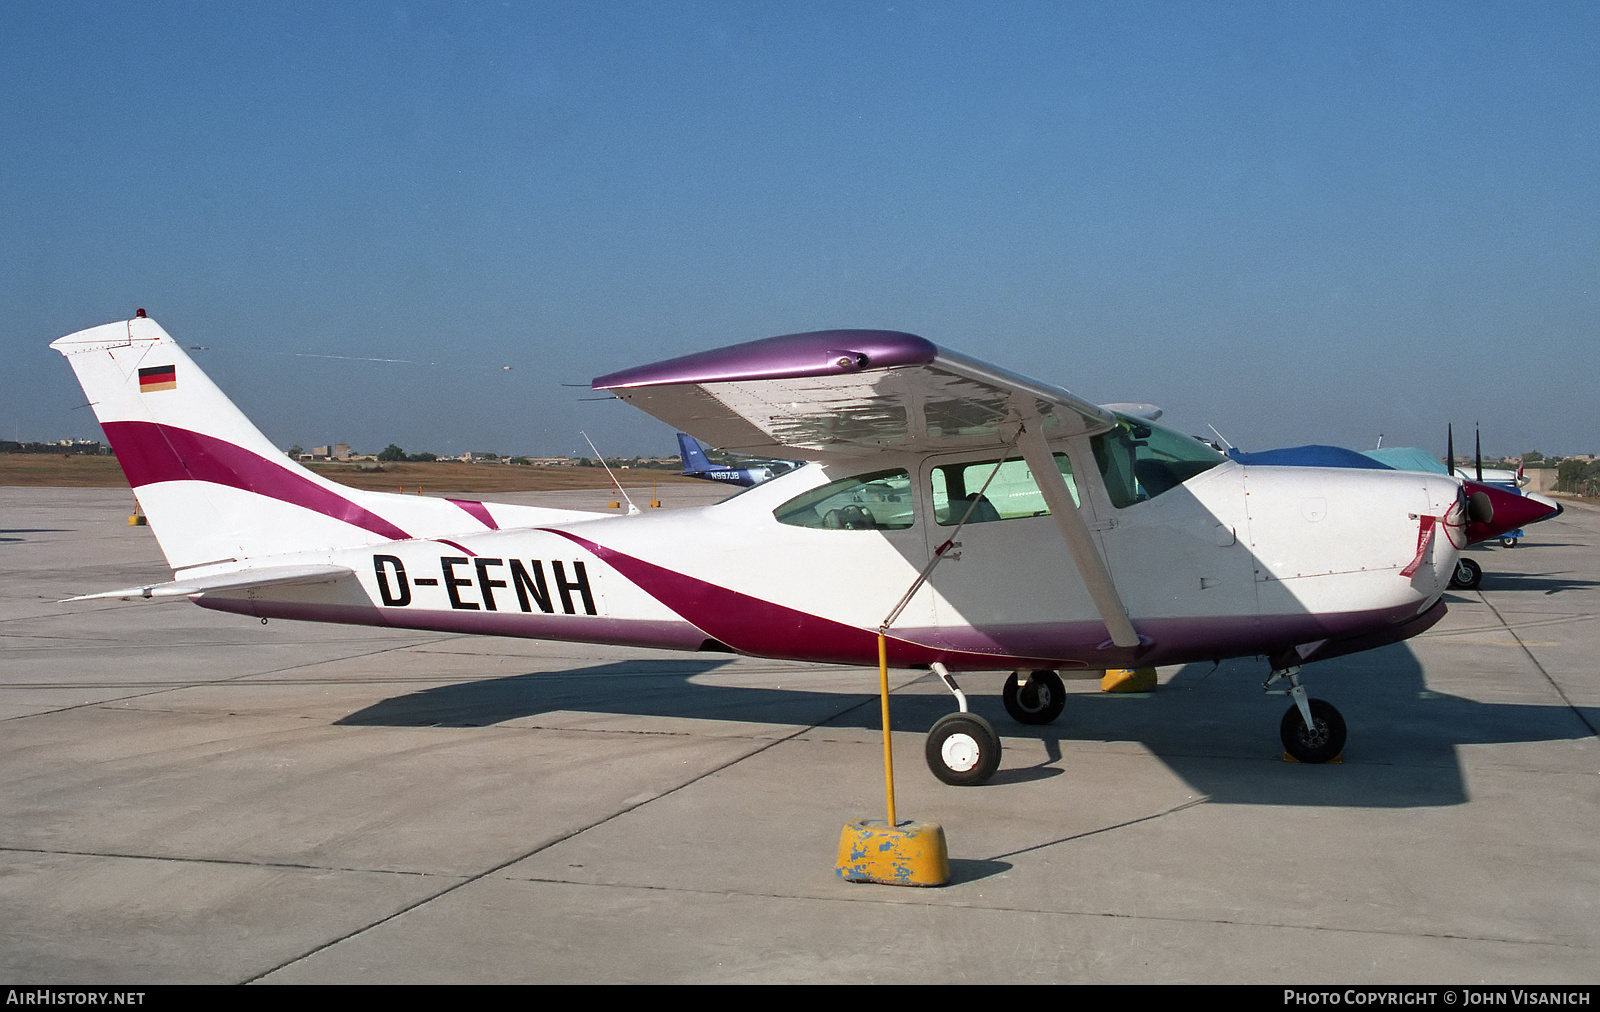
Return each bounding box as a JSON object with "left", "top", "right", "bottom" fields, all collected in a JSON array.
[{"left": 191, "top": 454, "right": 1460, "bottom": 673}]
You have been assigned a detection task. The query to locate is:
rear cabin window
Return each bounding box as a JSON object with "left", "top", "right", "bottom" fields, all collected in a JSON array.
[
  {"left": 930, "top": 454, "right": 1078, "bottom": 526},
  {"left": 773, "top": 469, "right": 915, "bottom": 530}
]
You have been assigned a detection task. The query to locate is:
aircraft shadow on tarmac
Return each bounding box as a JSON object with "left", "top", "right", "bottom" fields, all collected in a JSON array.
[
  {"left": 337, "top": 643, "right": 1598, "bottom": 810},
  {"left": 1471, "top": 572, "right": 1600, "bottom": 594}
]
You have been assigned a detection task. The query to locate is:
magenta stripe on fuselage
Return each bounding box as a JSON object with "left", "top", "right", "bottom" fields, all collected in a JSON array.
[
  {"left": 544, "top": 529, "right": 1078, "bottom": 669},
  {"left": 446, "top": 499, "right": 499, "bottom": 530},
  {"left": 544, "top": 530, "right": 1441, "bottom": 671},
  {"left": 101, "top": 420, "right": 412, "bottom": 542}
]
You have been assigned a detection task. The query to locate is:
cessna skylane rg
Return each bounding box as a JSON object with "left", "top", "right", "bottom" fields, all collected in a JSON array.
[{"left": 53, "top": 315, "right": 1471, "bottom": 785}]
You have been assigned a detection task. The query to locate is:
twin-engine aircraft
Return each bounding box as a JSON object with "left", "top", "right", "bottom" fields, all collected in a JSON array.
[{"left": 54, "top": 315, "right": 1470, "bottom": 785}]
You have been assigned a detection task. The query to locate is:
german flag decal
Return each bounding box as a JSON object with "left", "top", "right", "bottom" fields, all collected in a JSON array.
[{"left": 138, "top": 365, "right": 177, "bottom": 392}]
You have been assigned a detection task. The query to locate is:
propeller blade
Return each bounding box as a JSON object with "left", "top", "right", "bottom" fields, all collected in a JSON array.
[
  {"left": 1475, "top": 423, "right": 1483, "bottom": 482},
  {"left": 1447, "top": 424, "right": 1455, "bottom": 478}
]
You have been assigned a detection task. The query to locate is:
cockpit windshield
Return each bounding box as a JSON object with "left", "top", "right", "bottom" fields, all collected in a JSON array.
[{"left": 1091, "top": 414, "right": 1225, "bottom": 508}]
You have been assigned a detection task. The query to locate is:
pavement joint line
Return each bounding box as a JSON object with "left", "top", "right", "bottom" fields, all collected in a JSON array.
[
  {"left": 1417, "top": 612, "right": 1600, "bottom": 639},
  {"left": 243, "top": 686, "right": 891, "bottom": 983},
  {"left": 983, "top": 796, "right": 1212, "bottom": 863},
  {"left": 0, "top": 844, "right": 451, "bottom": 879},
  {"left": 1477, "top": 591, "right": 1600, "bottom": 737},
  {"left": 0, "top": 638, "right": 467, "bottom": 722},
  {"left": 484, "top": 873, "right": 1586, "bottom": 951},
  {"left": 0, "top": 675, "right": 756, "bottom": 689},
  {"left": 0, "top": 685, "right": 237, "bottom": 722}
]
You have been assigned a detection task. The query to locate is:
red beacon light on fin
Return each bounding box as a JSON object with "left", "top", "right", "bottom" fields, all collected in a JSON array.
[{"left": 135, "top": 308, "right": 147, "bottom": 318}]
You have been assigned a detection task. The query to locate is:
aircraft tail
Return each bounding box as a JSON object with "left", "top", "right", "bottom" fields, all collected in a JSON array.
[
  {"left": 51, "top": 315, "right": 586, "bottom": 573},
  {"left": 676, "top": 431, "right": 717, "bottom": 475}
]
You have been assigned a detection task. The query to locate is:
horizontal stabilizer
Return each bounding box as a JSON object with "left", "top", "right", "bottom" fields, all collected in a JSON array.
[{"left": 63, "top": 564, "right": 354, "bottom": 603}]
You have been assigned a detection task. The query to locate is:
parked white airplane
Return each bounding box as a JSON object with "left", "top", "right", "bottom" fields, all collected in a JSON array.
[{"left": 53, "top": 315, "right": 1469, "bottom": 784}]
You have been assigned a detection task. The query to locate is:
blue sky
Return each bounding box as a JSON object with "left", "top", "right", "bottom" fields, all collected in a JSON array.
[{"left": 5, "top": 2, "right": 1596, "bottom": 458}]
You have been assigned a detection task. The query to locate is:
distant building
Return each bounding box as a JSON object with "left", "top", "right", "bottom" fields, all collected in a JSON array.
[{"left": 1, "top": 439, "right": 109, "bottom": 455}]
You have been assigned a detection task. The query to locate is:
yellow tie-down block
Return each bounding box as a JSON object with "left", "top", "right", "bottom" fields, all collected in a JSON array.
[
  {"left": 835, "top": 819, "right": 949, "bottom": 887},
  {"left": 1101, "top": 667, "right": 1158, "bottom": 692}
]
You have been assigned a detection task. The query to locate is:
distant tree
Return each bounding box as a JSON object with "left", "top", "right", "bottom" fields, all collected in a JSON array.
[
  {"left": 1556, "top": 460, "right": 1600, "bottom": 490},
  {"left": 1522, "top": 451, "right": 1544, "bottom": 463},
  {"left": 287, "top": 444, "right": 304, "bottom": 458},
  {"left": 406, "top": 452, "right": 437, "bottom": 462},
  {"left": 509, "top": 457, "right": 530, "bottom": 465},
  {"left": 377, "top": 444, "right": 406, "bottom": 462}
]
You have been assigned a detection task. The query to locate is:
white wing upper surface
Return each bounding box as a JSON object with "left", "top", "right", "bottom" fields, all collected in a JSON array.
[{"left": 593, "top": 330, "right": 1115, "bottom": 460}]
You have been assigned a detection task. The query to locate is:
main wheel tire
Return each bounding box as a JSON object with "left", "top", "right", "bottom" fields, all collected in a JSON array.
[
  {"left": 1002, "top": 669, "right": 1067, "bottom": 725},
  {"left": 1500, "top": 537, "right": 1517, "bottom": 548},
  {"left": 925, "top": 712, "right": 1001, "bottom": 786},
  {"left": 1279, "top": 698, "right": 1347, "bottom": 764},
  {"left": 1450, "top": 557, "right": 1483, "bottom": 590}
]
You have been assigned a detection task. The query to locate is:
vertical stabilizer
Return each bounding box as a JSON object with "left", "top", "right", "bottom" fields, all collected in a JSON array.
[
  {"left": 51, "top": 316, "right": 420, "bottom": 570},
  {"left": 676, "top": 432, "right": 717, "bottom": 474}
]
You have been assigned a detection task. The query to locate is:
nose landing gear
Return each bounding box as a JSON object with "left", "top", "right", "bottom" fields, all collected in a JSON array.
[
  {"left": 1449, "top": 557, "right": 1483, "bottom": 590},
  {"left": 1266, "top": 665, "right": 1347, "bottom": 763}
]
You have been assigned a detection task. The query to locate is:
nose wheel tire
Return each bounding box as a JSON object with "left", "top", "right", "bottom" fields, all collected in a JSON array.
[
  {"left": 925, "top": 712, "right": 1001, "bottom": 786},
  {"left": 1002, "top": 669, "right": 1067, "bottom": 725},
  {"left": 1279, "top": 698, "right": 1346, "bottom": 764},
  {"left": 1449, "top": 557, "right": 1482, "bottom": 590}
]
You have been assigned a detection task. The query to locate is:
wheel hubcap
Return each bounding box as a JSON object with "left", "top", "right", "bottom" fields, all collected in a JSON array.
[{"left": 941, "top": 733, "right": 981, "bottom": 772}]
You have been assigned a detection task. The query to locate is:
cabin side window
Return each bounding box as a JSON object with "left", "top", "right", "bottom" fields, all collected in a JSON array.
[
  {"left": 930, "top": 454, "right": 1078, "bottom": 526},
  {"left": 773, "top": 469, "right": 915, "bottom": 530}
]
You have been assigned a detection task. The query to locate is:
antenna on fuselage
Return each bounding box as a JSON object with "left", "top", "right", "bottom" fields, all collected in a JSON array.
[
  {"left": 1206, "top": 424, "right": 1234, "bottom": 451},
  {"left": 580, "top": 431, "right": 641, "bottom": 515}
]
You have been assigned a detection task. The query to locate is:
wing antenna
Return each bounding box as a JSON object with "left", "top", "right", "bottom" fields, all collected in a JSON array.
[{"left": 581, "top": 432, "right": 641, "bottom": 515}]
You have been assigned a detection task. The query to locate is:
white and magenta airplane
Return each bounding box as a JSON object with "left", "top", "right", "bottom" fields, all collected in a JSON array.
[{"left": 53, "top": 314, "right": 1474, "bottom": 785}]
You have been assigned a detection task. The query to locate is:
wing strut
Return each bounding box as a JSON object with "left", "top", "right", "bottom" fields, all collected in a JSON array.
[{"left": 1011, "top": 403, "right": 1142, "bottom": 649}]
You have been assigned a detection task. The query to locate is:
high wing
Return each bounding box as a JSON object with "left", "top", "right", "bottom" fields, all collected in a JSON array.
[
  {"left": 595, "top": 329, "right": 1141, "bottom": 648},
  {"left": 593, "top": 330, "right": 1116, "bottom": 460}
]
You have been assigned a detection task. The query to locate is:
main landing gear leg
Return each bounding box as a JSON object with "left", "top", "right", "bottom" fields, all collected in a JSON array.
[
  {"left": 924, "top": 662, "right": 1001, "bottom": 786},
  {"left": 1264, "top": 665, "right": 1347, "bottom": 764},
  {"left": 1002, "top": 669, "right": 1067, "bottom": 725}
]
